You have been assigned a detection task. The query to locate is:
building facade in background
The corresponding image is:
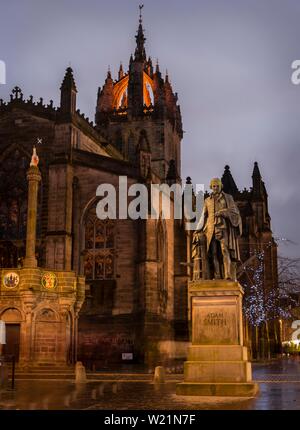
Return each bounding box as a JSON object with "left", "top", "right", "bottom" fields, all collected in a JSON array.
[{"left": 0, "top": 14, "right": 279, "bottom": 367}]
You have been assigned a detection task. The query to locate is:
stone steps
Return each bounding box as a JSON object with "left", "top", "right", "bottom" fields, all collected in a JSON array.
[
  {"left": 7, "top": 367, "right": 74, "bottom": 371},
  {"left": 5, "top": 370, "right": 184, "bottom": 381},
  {"left": 12, "top": 373, "right": 75, "bottom": 380},
  {"left": 5, "top": 363, "right": 75, "bottom": 379}
]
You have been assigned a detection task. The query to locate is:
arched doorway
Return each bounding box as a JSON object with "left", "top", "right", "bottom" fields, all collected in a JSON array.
[{"left": 1, "top": 308, "right": 22, "bottom": 361}]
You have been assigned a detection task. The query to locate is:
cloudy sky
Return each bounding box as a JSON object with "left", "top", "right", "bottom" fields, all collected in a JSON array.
[{"left": 1, "top": 0, "right": 300, "bottom": 257}]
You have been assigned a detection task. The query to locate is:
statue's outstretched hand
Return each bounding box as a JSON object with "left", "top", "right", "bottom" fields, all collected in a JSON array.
[
  {"left": 215, "top": 209, "right": 227, "bottom": 217},
  {"left": 192, "top": 231, "right": 201, "bottom": 243}
]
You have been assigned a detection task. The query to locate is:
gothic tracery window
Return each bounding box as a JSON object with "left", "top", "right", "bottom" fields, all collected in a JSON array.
[
  {"left": 157, "top": 221, "right": 168, "bottom": 314},
  {"left": 83, "top": 204, "right": 115, "bottom": 280}
]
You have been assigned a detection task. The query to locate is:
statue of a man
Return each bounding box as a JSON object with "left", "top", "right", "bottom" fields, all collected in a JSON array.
[{"left": 193, "top": 177, "right": 242, "bottom": 280}]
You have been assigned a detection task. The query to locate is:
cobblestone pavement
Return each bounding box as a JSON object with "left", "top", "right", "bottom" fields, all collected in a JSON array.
[{"left": 0, "top": 357, "right": 300, "bottom": 410}]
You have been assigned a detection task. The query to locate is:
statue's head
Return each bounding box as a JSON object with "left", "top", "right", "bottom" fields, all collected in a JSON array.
[{"left": 210, "top": 178, "right": 222, "bottom": 194}]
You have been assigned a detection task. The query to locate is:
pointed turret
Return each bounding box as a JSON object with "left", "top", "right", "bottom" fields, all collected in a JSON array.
[
  {"left": 252, "top": 161, "right": 261, "bottom": 179},
  {"left": 252, "top": 161, "right": 264, "bottom": 198},
  {"left": 250, "top": 162, "right": 271, "bottom": 231},
  {"left": 60, "top": 67, "right": 77, "bottom": 114},
  {"left": 118, "top": 63, "right": 124, "bottom": 80},
  {"left": 165, "top": 70, "right": 169, "bottom": 84},
  {"left": 222, "top": 165, "right": 238, "bottom": 196},
  {"left": 107, "top": 66, "right": 112, "bottom": 80},
  {"left": 153, "top": 60, "right": 165, "bottom": 116},
  {"left": 96, "top": 67, "right": 114, "bottom": 113},
  {"left": 164, "top": 72, "right": 174, "bottom": 104},
  {"left": 155, "top": 59, "right": 161, "bottom": 76},
  {"left": 146, "top": 56, "right": 153, "bottom": 77}
]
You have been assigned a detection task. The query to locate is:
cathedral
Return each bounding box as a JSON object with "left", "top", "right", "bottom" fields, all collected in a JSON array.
[{"left": 0, "top": 12, "right": 279, "bottom": 369}]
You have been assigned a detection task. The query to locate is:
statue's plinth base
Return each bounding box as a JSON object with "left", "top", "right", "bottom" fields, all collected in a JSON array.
[
  {"left": 176, "top": 382, "right": 258, "bottom": 397},
  {"left": 23, "top": 256, "right": 38, "bottom": 268},
  {"left": 176, "top": 280, "right": 259, "bottom": 397}
]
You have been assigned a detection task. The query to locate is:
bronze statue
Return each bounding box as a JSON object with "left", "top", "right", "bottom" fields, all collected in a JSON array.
[{"left": 192, "top": 178, "right": 242, "bottom": 281}]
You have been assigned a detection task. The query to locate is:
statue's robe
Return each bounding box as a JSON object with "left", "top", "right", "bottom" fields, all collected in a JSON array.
[{"left": 195, "top": 191, "right": 242, "bottom": 262}]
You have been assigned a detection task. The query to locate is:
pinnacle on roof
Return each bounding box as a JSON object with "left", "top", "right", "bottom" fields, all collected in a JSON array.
[
  {"left": 60, "top": 67, "right": 77, "bottom": 92},
  {"left": 221, "top": 165, "right": 238, "bottom": 195},
  {"left": 134, "top": 5, "right": 146, "bottom": 62},
  {"left": 252, "top": 161, "right": 262, "bottom": 180}
]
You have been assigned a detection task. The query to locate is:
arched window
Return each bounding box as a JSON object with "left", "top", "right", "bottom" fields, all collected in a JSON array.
[
  {"left": 112, "top": 72, "right": 154, "bottom": 108},
  {"left": 83, "top": 204, "right": 115, "bottom": 280}
]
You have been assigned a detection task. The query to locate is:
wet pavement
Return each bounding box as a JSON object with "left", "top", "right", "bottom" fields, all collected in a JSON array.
[{"left": 1, "top": 357, "right": 300, "bottom": 410}]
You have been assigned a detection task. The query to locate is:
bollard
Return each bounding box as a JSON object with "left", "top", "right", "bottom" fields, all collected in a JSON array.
[
  {"left": 75, "top": 361, "right": 87, "bottom": 383},
  {"left": 153, "top": 366, "right": 165, "bottom": 384}
]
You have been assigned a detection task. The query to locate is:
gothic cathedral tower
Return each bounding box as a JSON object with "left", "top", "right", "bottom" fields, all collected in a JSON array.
[{"left": 95, "top": 8, "right": 183, "bottom": 182}]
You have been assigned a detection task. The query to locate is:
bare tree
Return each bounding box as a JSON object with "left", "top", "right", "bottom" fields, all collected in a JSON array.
[
  {"left": 278, "top": 256, "right": 300, "bottom": 294},
  {"left": 241, "top": 250, "right": 300, "bottom": 359}
]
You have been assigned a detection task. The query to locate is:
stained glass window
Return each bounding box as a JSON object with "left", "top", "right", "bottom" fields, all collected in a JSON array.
[{"left": 83, "top": 205, "right": 115, "bottom": 280}]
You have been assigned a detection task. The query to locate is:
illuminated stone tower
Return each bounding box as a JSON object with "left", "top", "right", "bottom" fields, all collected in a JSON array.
[{"left": 95, "top": 7, "right": 183, "bottom": 182}]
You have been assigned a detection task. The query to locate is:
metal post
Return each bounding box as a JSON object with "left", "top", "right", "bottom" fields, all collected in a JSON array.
[{"left": 11, "top": 355, "right": 15, "bottom": 390}]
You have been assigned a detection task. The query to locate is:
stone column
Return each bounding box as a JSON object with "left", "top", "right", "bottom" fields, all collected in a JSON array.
[{"left": 23, "top": 147, "right": 41, "bottom": 269}]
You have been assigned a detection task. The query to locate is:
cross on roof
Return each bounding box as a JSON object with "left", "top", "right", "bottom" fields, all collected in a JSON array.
[
  {"left": 12, "top": 86, "right": 22, "bottom": 99},
  {"left": 139, "top": 4, "right": 144, "bottom": 23}
]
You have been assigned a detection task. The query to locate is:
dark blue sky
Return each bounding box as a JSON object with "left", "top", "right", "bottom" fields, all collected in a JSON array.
[{"left": 1, "top": 0, "right": 300, "bottom": 257}]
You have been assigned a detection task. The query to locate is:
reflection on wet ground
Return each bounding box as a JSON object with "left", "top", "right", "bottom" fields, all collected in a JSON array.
[{"left": 1, "top": 357, "right": 300, "bottom": 410}]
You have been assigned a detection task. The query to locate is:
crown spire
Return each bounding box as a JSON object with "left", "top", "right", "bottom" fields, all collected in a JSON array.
[{"left": 134, "top": 5, "right": 146, "bottom": 61}]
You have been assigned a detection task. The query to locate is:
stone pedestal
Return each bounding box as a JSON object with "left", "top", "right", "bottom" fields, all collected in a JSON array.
[
  {"left": 0, "top": 268, "right": 85, "bottom": 366},
  {"left": 176, "top": 280, "right": 259, "bottom": 397}
]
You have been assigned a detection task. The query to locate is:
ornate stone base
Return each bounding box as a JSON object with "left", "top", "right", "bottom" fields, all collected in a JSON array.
[
  {"left": 176, "top": 280, "right": 259, "bottom": 397},
  {"left": 0, "top": 268, "right": 85, "bottom": 366}
]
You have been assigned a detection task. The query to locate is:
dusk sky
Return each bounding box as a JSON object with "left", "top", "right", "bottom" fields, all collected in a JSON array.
[{"left": 1, "top": 0, "right": 300, "bottom": 258}]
